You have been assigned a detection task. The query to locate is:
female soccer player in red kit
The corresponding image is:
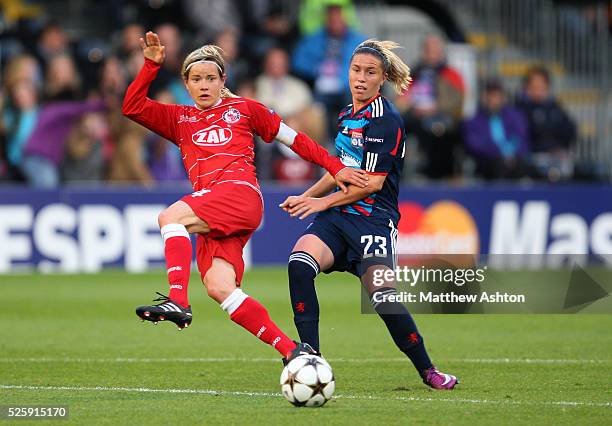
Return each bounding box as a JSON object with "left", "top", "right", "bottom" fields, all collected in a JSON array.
[{"left": 123, "top": 32, "right": 368, "bottom": 361}]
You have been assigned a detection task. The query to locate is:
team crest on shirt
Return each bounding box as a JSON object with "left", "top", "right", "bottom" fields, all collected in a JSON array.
[
  {"left": 192, "top": 124, "right": 233, "bottom": 146},
  {"left": 351, "top": 130, "right": 363, "bottom": 148},
  {"left": 222, "top": 107, "right": 241, "bottom": 124}
]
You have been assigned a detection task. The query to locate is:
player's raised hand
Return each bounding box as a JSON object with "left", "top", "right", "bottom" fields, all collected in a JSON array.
[
  {"left": 139, "top": 31, "right": 166, "bottom": 64},
  {"left": 334, "top": 167, "right": 369, "bottom": 193}
]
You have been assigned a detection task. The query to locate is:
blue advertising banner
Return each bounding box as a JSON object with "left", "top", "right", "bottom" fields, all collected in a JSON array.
[{"left": 0, "top": 184, "right": 610, "bottom": 273}]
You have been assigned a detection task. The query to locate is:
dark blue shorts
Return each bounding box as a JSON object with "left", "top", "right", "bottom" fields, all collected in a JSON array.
[{"left": 303, "top": 209, "right": 398, "bottom": 277}]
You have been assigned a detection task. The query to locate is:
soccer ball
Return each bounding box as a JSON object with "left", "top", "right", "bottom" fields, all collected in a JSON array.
[{"left": 280, "top": 355, "right": 335, "bottom": 407}]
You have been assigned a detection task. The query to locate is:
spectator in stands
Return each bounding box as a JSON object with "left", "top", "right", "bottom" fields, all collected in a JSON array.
[
  {"left": 62, "top": 113, "right": 106, "bottom": 183},
  {"left": 298, "top": 0, "right": 359, "bottom": 35},
  {"left": 3, "top": 79, "right": 39, "bottom": 179},
  {"left": 213, "top": 27, "right": 249, "bottom": 92},
  {"left": 150, "top": 23, "right": 191, "bottom": 105},
  {"left": 3, "top": 54, "right": 43, "bottom": 91},
  {"left": 516, "top": 66, "right": 576, "bottom": 154},
  {"left": 99, "top": 56, "right": 127, "bottom": 104},
  {"left": 155, "top": 23, "right": 184, "bottom": 75},
  {"left": 516, "top": 66, "right": 576, "bottom": 179},
  {"left": 255, "top": 47, "right": 326, "bottom": 183},
  {"left": 0, "top": 89, "right": 7, "bottom": 180},
  {"left": 463, "top": 78, "right": 530, "bottom": 180},
  {"left": 239, "top": 0, "right": 300, "bottom": 64},
  {"left": 35, "top": 21, "right": 72, "bottom": 69},
  {"left": 2, "top": 55, "right": 42, "bottom": 181},
  {"left": 116, "top": 23, "right": 146, "bottom": 62},
  {"left": 184, "top": 0, "right": 239, "bottom": 46},
  {"left": 144, "top": 90, "right": 186, "bottom": 183},
  {"left": 19, "top": 98, "right": 107, "bottom": 187},
  {"left": 396, "top": 34, "right": 465, "bottom": 179},
  {"left": 100, "top": 56, "right": 153, "bottom": 185},
  {"left": 292, "top": 4, "right": 365, "bottom": 140},
  {"left": 44, "top": 54, "right": 82, "bottom": 101},
  {"left": 256, "top": 47, "right": 325, "bottom": 144},
  {"left": 107, "top": 115, "right": 152, "bottom": 185}
]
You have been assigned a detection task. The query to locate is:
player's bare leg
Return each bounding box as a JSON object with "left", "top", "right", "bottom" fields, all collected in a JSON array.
[
  {"left": 288, "top": 235, "right": 334, "bottom": 351},
  {"left": 158, "top": 200, "right": 210, "bottom": 234},
  {"left": 135, "top": 200, "right": 203, "bottom": 329},
  {"left": 292, "top": 235, "right": 335, "bottom": 269},
  {"left": 363, "top": 265, "right": 458, "bottom": 390},
  {"left": 204, "top": 257, "right": 304, "bottom": 359}
]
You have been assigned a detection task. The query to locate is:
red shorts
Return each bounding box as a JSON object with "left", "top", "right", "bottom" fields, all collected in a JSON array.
[{"left": 181, "top": 181, "right": 263, "bottom": 285}]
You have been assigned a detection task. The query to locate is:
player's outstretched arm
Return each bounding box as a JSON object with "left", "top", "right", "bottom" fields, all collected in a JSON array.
[
  {"left": 282, "top": 174, "right": 386, "bottom": 220},
  {"left": 302, "top": 173, "right": 336, "bottom": 198},
  {"left": 248, "top": 99, "right": 368, "bottom": 192},
  {"left": 279, "top": 173, "right": 336, "bottom": 214},
  {"left": 122, "top": 31, "right": 177, "bottom": 142},
  {"left": 274, "top": 122, "right": 368, "bottom": 192}
]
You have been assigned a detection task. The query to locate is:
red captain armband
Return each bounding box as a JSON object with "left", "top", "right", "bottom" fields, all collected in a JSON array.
[{"left": 290, "top": 132, "right": 345, "bottom": 176}]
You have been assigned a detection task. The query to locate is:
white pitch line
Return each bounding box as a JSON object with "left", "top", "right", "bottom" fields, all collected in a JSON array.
[
  {"left": 0, "top": 384, "right": 610, "bottom": 409},
  {"left": 0, "top": 357, "right": 610, "bottom": 364}
]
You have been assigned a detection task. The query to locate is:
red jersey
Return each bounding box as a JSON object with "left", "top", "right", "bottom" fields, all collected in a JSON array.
[{"left": 123, "top": 59, "right": 344, "bottom": 193}]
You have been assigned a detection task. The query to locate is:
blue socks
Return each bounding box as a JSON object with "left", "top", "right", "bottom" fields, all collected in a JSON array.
[
  {"left": 289, "top": 251, "right": 434, "bottom": 375},
  {"left": 370, "top": 287, "right": 433, "bottom": 374},
  {"left": 288, "top": 251, "right": 321, "bottom": 351}
]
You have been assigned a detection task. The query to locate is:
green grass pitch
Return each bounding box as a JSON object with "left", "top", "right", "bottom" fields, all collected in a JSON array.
[{"left": 0, "top": 269, "right": 610, "bottom": 425}]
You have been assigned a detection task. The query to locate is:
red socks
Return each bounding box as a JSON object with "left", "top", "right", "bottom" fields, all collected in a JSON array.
[
  {"left": 221, "top": 289, "right": 297, "bottom": 357},
  {"left": 160, "top": 224, "right": 296, "bottom": 357},
  {"left": 161, "top": 224, "right": 192, "bottom": 308}
]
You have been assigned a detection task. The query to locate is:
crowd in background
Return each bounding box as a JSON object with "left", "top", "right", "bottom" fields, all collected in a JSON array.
[{"left": 0, "top": 0, "right": 584, "bottom": 187}]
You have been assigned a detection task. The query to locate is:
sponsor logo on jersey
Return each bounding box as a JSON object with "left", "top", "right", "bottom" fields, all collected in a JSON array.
[
  {"left": 192, "top": 125, "right": 233, "bottom": 146},
  {"left": 339, "top": 149, "right": 361, "bottom": 167},
  {"left": 351, "top": 130, "right": 363, "bottom": 147},
  {"left": 178, "top": 114, "right": 201, "bottom": 123},
  {"left": 222, "top": 107, "right": 241, "bottom": 124},
  {"left": 365, "top": 136, "right": 384, "bottom": 144}
]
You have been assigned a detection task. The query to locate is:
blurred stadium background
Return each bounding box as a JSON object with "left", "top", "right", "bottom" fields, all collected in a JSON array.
[{"left": 0, "top": 0, "right": 610, "bottom": 273}]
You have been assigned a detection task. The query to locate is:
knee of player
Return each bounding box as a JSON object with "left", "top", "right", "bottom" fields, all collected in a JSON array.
[
  {"left": 158, "top": 208, "right": 175, "bottom": 228},
  {"left": 288, "top": 251, "right": 321, "bottom": 278},
  {"left": 204, "top": 276, "right": 236, "bottom": 303},
  {"left": 205, "top": 282, "right": 229, "bottom": 303}
]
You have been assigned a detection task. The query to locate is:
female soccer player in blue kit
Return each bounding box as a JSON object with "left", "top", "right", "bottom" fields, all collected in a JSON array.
[{"left": 281, "top": 40, "right": 458, "bottom": 390}]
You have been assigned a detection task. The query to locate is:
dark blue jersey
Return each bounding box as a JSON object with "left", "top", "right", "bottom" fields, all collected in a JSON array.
[{"left": 334, "top": 95, "right": 406, "bottom": 223}]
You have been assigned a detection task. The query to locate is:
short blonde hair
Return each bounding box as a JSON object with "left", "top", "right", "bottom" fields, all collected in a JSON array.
[
  {"left": 351, "top": 39, "right": 412, "bottom": 94},
  {"left": 181, "top": 45, "right": 237, "bottom": 98},
  {"left": 3, "top": 54, "right": 40, "bottom": 90}
]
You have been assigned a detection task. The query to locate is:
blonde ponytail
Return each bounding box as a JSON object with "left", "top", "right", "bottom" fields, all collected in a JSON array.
[{"left": 352, "top": 39, "right": 412, "bottom": 94}]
